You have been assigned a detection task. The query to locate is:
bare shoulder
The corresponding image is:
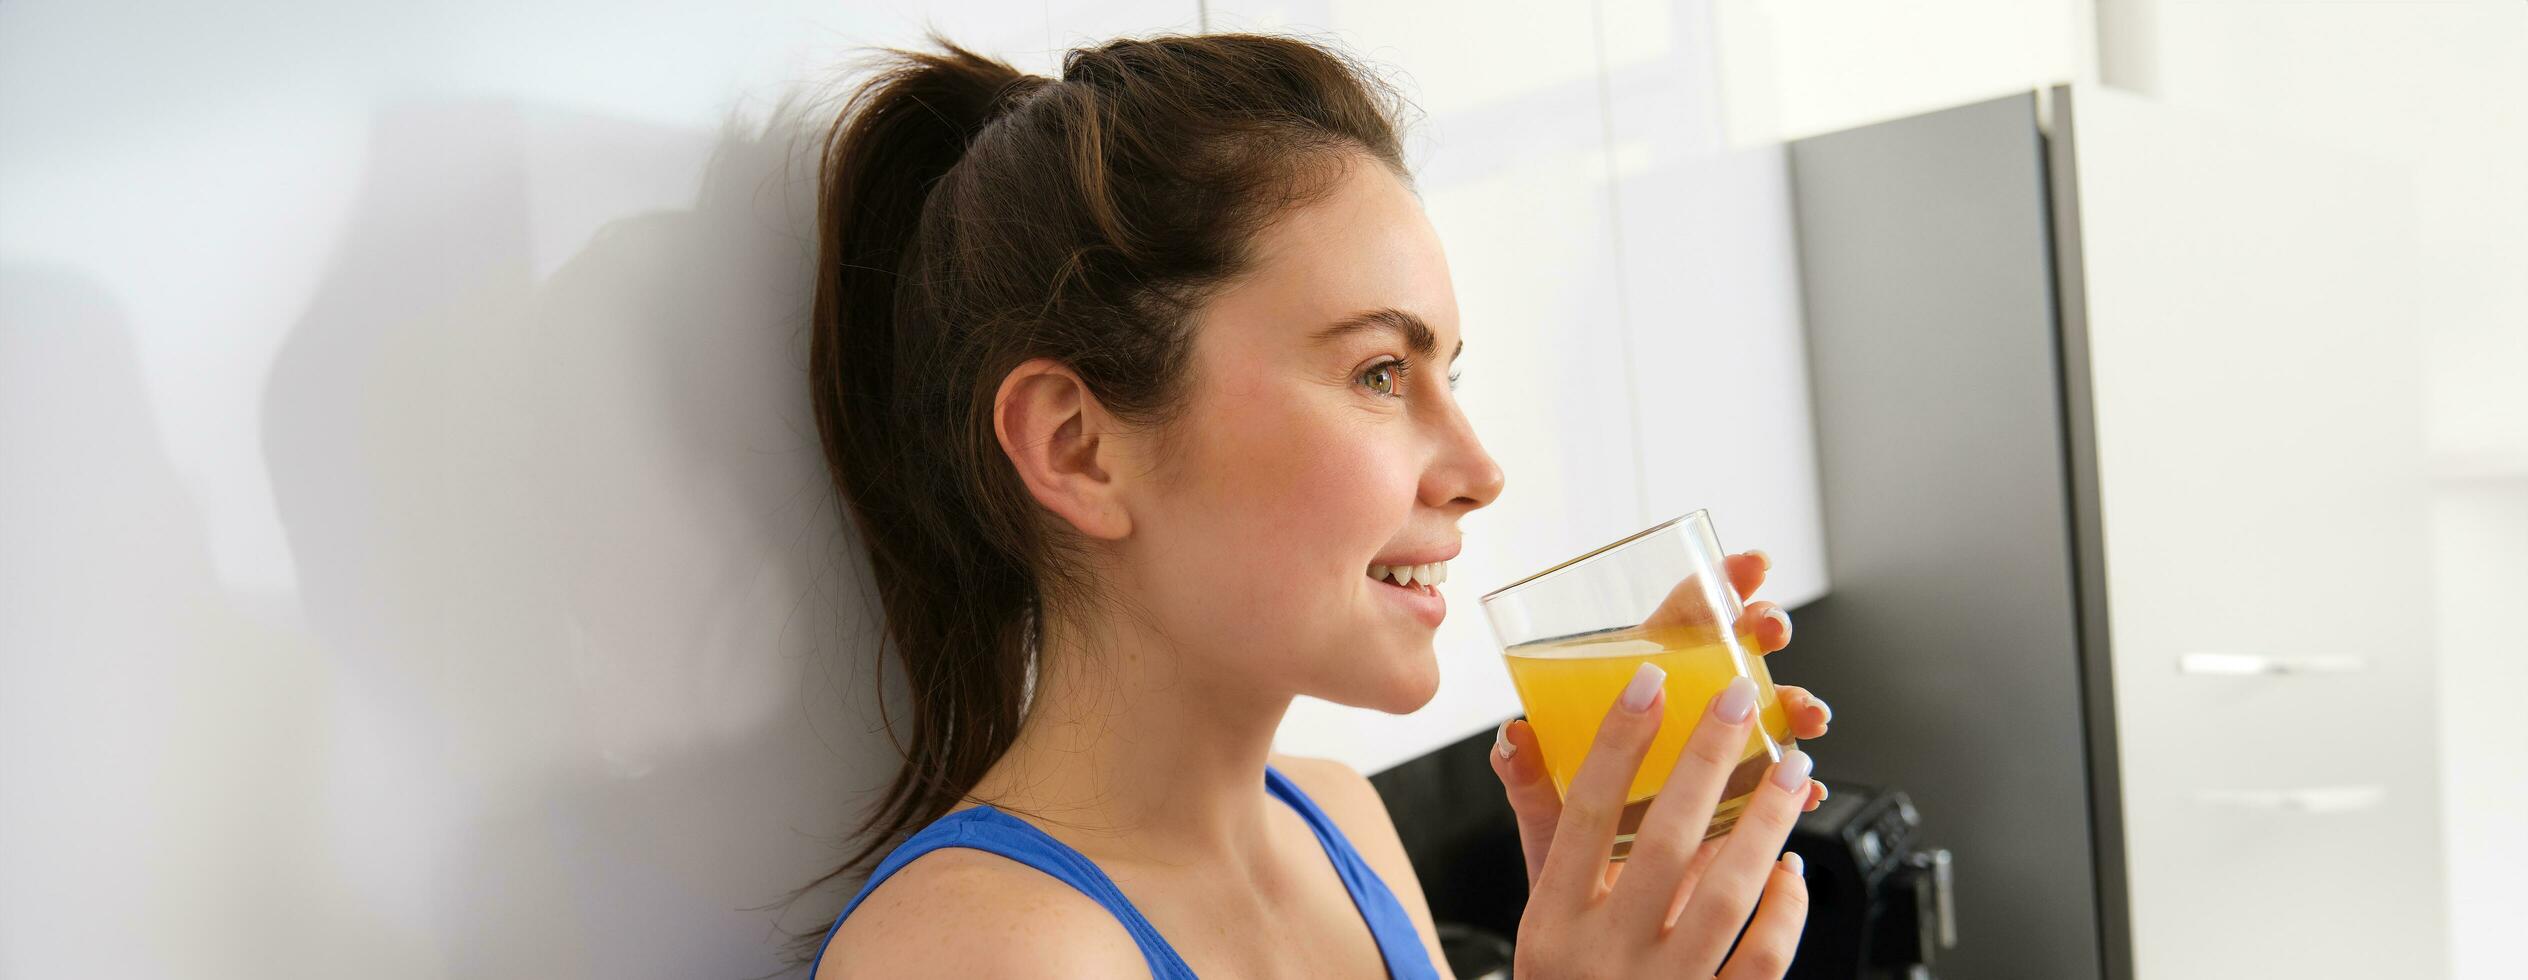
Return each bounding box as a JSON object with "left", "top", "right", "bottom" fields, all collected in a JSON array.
[
  {"left": 1270, "top": 753, "right": 1391, "bottom": 830},
  {"left": 816, "top": 845, "right": 1145, "bottom": 980},
  {"left": 1269, "top": 752, "right": 1457, "bottom": 980}
]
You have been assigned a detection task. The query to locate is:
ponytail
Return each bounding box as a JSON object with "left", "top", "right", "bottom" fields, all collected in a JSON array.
[{"left": 803, "top": 30, "right": 1045, "bottom": 904}]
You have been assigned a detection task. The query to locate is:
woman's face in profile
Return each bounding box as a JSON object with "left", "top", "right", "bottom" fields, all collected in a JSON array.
[{"left": 1115, "top": 155, "right": 1505, "bottom": 714}]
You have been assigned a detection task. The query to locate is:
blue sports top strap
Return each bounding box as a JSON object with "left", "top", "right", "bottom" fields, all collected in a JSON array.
[
  {"left": 1262, "top": 765, "right": 1441, "bottom": 979},
  {"left": 807, "top": 764, "right": 1439, "bottom": 979},
  {"left": 808, "top": 804, "right": 1196, "bottom": 978}
]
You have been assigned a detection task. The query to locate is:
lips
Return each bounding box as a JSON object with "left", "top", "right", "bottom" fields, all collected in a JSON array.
[{"left": 1370, "top": 568, "right": 1446, "bottom": 627}]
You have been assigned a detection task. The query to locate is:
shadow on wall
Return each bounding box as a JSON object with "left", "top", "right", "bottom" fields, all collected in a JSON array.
[
  {"left": 252, "top": 97, "right": 898, "bottom": 977},
  {"left": 1, "top": 263, "right": 369, "bottom": 976}
]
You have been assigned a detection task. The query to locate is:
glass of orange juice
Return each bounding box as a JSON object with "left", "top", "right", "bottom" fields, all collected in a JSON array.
[{"left": 1479, "top": 510, "right": 1794, "bottom": 859}]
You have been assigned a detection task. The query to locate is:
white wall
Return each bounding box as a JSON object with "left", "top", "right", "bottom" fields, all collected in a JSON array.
[
  {"left": 0, "top": 0, "right": 1832, "bottom": 974},
  {"left": 0, "top": 2, "right": 1194, "bottom": 977}
]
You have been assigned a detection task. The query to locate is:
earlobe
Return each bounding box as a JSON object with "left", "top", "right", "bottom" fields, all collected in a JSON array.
[{"left": 993, "top": 358, "right": 1132, "bottom": 541}]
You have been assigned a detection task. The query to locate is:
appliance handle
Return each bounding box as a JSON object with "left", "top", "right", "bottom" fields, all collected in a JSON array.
[
  {"left": 2178, "top": 652, "right": 2366, "bottom": 676},
  {"left": 1930, "top": 848, "right": 1956, "bottom": 950},
  {"left": 2195, "top": 785, "right": 2385, "bottom": 813}
]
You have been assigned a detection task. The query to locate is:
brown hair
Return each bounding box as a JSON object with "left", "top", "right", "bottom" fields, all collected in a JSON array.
[{"left": 787, "top": 29, "right": 1412, "bottom": 960}]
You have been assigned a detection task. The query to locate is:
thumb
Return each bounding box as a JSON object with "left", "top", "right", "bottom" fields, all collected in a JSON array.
[{"left": 1490, "top": 718, "right": 1564, "bottom": 889}]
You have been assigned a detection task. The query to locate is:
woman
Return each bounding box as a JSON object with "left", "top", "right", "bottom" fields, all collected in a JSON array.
[{"left": 799, "top": 31, "right": 1834, "bottom": 979}]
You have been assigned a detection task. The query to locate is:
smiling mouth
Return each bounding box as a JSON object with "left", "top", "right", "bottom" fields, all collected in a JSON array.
[{"left": 1368, "top": 561, "right": 1445, "bottom": 596}]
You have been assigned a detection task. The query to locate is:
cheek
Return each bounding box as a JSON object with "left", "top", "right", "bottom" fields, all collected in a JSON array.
[
  {"left": 1218, "top": 403, "right": 1411, "bottom": 561},
  {"left": 1163, "top": 393, "right": 1417, "bottom": 622},
  {"left": 1146, "top": 388, "right": 1438, "bottom": 706}
]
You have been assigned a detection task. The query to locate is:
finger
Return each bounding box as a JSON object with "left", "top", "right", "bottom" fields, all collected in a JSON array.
[
  {"left": 1669, "top": 749, "right": 1816, "bottom": 974},
  {"left": 1535, "top": 661, "right": 1669, "bottom": 907},
  {"left": 1672, "top": 758, "right": 1827, "bottom": 898},
  {"left": 1609, "top": 676, "right": 1759, "bottom": 931},
  {"left": 1663, "top": 836, "right": 1730, "bottom": 926},
  {"left": 1644, "top": 552, "right": 1770, "bottom": 632},
  {"left": 1773, "top": 685, "right": 1831, "bottom": 739},
  {"left": 1489, "top": 718, "right": 1563, "bottom": 889},
  {"left": 1676, "top": 784, "right": 1818, "bottom": 917},
  {"left": 1714, "top": 853, "right": 1811, "bottom": 980},
  {"left": 1742, "top": 601, "right": 1794, "bottom": 653},
  {"left": 1727, "top": 550, "right": 1770, "bottom": 602}
]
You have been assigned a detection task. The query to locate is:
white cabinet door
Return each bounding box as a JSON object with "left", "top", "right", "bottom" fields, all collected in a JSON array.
[
  {"left": 1597, "top": 0, "right": 1829, "bottom": 610},
  {"left": 2067, "top": 84, "right": 2447, "bottom": 979}
]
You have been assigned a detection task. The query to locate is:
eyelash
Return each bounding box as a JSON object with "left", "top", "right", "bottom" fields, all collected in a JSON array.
[{"left": 1361, "top": 356, "right": 1463, "bottom": 398}]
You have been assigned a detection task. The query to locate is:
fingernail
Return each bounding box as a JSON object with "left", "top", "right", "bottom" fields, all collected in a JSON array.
[
  {"left": 1770, "top": 749, "right": 1813, "bottom": 791},
  {"left": 1809, "top": 694, "right": 1831, "bottom": 725},
  {"left": 1714, "top": 675, "right": 1756, "bottom": 724},
  {"left": 1817, "top": 782, "right": 1831, "bottom": 802},
  {"left": 1495, "top": 720, "right": 1517, "bottom": 760},
  {"left": 1783, "top": 851, "right": 1805, "bottom": 877},
  {"left": 1619, "top": 662, "right": 1666, "bottom": 713},
  {"left": 1750, "top": 549, "right": 1772, "bottom": 572},
  {"left": 1766, "top": 607, "right": 1793, "bottom": 643}
]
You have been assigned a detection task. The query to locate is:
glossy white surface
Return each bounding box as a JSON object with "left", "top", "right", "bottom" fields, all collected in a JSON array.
[
  {"left": 2071, "top": 84, "right": 2446, "bottom": 978},
  {"left": 2099, "top": 5, "right": 2528, "bottom": 973},
  {"left": 1711, "top": 0, "right": 2081, "bottom": 145}
]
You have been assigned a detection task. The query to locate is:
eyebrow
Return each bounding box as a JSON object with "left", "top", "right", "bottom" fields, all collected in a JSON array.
[{"left": 1309, "top": 307, "right": 1464, "bottom": 363}]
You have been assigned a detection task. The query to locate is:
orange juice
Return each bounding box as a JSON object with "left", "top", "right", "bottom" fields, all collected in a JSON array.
[{"left": 1503, "top": 623, "right": 1794, "bottom": 847}]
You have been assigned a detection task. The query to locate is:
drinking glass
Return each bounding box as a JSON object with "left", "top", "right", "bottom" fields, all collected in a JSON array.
[{"left": 1480, "top": 510, "right": 1795, "bottom": 859}]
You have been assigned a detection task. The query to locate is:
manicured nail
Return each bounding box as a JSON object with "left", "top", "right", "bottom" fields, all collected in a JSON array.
[
  {"left": 1809, "top": 694, "right": 1831, "bottom": 725},
  {"left": 1766, "top": 607, "right": 1793, "bottom": 643},
  {"left": 1495, "top": 721, "right": 1517, "bottom": 760},
  {"left": 1619, "top": 662, "right": 1666, "bottom": 713},
  {"left": 1783, "top": 851, "right": 1805, "bottom": 877},
  {"left": 1770, "top": 749, "right": 1813, "bottom": 791},
  {"left": 1817, "top": 782, "right": 1831, "bottom": 802},
  {"left": 1714, "top": 675, "right": 1757, "bottom": 724},
  {"left": 1750, "top": 549, "right": 1772, "bottom": 572}
]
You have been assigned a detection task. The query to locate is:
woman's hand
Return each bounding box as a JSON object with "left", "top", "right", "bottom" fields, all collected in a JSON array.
[
  {"left": 1492, "top": 552, "right": 1830, "bottom": 888},
  {"left": 1488, "top": 550, "right": 1829, "bottom": 977}
]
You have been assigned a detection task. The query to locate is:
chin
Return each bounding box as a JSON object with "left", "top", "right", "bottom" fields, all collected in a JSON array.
[{"left": 1350, "top": 639, "right": 1444, "bottom": 714}]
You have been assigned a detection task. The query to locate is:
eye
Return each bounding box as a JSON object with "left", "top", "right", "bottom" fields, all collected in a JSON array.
[
  {"left": 1359, "top": 358, "right": 1406, "bottom": 398},
  {"left": 1358, "top": 358, "right": 1465, "bottom": 398}
]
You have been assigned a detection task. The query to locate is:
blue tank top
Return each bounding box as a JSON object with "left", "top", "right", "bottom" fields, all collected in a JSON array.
[{"left": 808, "top": 764, "right": 1441, "bottom": 979}]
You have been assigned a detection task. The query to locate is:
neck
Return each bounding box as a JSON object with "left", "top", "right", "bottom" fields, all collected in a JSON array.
[{"left": 965, "top": 604, "right": 1296, "bottom": 872}]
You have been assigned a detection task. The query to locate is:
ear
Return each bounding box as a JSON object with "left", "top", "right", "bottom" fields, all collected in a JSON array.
[{"left": 992, "top": 357, "right": 1134, "bottom": 541}]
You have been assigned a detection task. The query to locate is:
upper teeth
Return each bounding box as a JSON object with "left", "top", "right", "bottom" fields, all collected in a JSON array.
[{"left": 1369, "top": 561, "right": 1447, "bottom": 588}]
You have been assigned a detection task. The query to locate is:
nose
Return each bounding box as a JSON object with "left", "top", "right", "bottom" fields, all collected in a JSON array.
[{"left": 1425, "top": 402, "right": 1505, "bottom": 513}]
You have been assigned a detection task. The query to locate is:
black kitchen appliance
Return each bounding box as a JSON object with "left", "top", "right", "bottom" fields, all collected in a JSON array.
[{"left": 1785, "top": 780, "right": 1956, "bottom": 979}]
